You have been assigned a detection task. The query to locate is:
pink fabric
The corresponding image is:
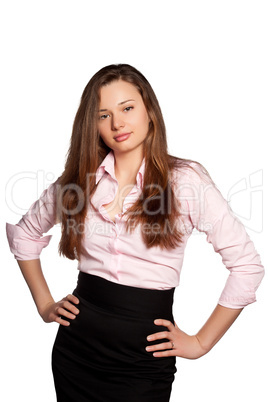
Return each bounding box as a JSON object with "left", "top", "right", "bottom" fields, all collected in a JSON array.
[{"left": 6, "top": 151, "right": 264, "bottom": 308}]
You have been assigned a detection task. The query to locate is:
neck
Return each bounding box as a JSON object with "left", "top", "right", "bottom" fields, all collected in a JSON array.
[{"left": 113, "top": 148, "right": 144, "bottom": 184}]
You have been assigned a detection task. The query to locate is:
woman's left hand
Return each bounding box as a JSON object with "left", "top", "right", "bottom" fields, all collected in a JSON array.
[{"left": 146, "top": 319, "right": 207, "bottom": 360}]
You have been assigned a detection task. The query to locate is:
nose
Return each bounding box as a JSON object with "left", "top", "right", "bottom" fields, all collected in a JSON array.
[{"left": 111, "top": 113, "right": 125, "bottom": 131}]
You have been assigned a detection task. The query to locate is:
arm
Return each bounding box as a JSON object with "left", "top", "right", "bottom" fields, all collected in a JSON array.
[
  {"left": 195, "top": 303, "right": 243, "bottom": 352},
  {"left": 7, "top": 180, "right": 79, "bottom": 325},
  {"left": 146, "top": 304, "right": 243, "bottom": 359},
  {"left": 147, "top": 164, "right": 263, "bottom": 358},
  {"left": 17, "top": 258, "right": 80, "bottom": 326}
]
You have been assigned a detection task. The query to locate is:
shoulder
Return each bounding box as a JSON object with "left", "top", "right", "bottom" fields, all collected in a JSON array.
[
  {"left": 169, "top": 157, "right": 227, "bottom": 218},
  {"left": 168, "top": 156, "right": 214, "bottom": 187}
]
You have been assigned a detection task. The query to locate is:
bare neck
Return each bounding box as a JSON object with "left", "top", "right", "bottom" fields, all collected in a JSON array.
[{"left": 113, "top": 149, "right": 144, "bottom": 185}]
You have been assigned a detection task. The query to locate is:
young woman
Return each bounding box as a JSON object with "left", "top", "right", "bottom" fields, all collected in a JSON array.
[{"left": 6, "top": 64, "right": 264, "bottom": 402}]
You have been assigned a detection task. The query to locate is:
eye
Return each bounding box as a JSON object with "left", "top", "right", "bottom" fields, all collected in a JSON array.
[
  {"left": 99, "top": 114, "right": 110, "bottom": 120},
  {"left": 124, "top": 106, "right": 133, "bottom": 112}
]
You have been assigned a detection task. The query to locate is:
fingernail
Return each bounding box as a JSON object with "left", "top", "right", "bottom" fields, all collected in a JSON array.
[
  {"left": 146, "top": 346, "right": 152, "bottom": 351},
  {"left": 147, "top": 336, "right": 152, "bottom": 341}
]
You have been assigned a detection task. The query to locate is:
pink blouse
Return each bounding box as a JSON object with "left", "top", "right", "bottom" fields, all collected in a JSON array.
[{"left": 6, "top": 151, "right": 264, "bottom": 309}]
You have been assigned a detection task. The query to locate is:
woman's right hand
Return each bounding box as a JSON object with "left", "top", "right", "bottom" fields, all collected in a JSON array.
[{"left": 39, "top": 294, "right": 80, "bottom": 326}]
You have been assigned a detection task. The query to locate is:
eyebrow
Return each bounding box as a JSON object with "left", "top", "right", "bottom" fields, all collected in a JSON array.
[{"left": 98, "top": 99, "right": 135, "bottom": 112}]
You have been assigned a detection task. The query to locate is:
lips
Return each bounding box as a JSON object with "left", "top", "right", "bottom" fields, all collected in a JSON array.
[
  {"left": 114, "top": 132, "right": 131, "bottom": 140},
  {"left": 113, "top": 132, "right": 132, "bottom": 142}
]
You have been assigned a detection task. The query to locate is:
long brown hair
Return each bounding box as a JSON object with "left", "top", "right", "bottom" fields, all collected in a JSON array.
[{"left": 56, "top": 64, "right": 193, "bottom": 260}]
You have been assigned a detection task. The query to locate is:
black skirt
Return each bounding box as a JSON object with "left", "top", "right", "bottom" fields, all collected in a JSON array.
[{"left": 52, "top": 272, "right": 177, "bottom": 402}]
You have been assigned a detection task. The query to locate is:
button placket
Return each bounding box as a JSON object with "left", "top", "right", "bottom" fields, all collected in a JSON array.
[
  {"left": 99, "top": 180, "right": 118, "bottom": 224},
  {"left": 122, "top": 184, "right": 140, "bottom": 214}
]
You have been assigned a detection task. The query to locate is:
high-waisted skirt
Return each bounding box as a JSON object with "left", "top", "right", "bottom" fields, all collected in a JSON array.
[{"left": 52, "top": 272, "right": 177, "bottom": 402}]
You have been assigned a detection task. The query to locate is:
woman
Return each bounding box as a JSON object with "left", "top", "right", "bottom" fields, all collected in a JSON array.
[{"left": 6, "top": 64, "right": 264, "bottom": 402}]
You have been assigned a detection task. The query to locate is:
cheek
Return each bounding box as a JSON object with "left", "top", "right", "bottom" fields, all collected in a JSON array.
[
  {"left": 97, "top": 122, "right": 109, "bottom": 137},
  {"left": 129, "top": 109, "right": 150, "bottom": 130},
  {"left": 140, "top": 111, "right": 151, "bottom": 131},
  {"left": 139, "top": 106, "right": 150, "bottom": 124},
  {"left": 98, "top": 129, "right": 110, "bottom": 146}
]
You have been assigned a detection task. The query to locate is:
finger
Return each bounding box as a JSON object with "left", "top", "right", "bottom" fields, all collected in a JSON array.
[
  {"left": 66, "top": 294, "right": 80, "bottom": 305},
  {"left": 61, "top": 300, "right": 80, "bottom": 315},
  {"left": 153, "top": 349, "right": 176, "bottom": 358},
  {"left": 154, "top": 319, "right": 174, "bottom": 331},
  {"left": 147, "top": 330, "right": 171, "bottom": 342},
  {"left": 146, "top": 341, "right": 173, "bottom": 352},
  {"left": 57, "top": 306, "right": 77, "bottom": 320},
  {"left": 54, "top": 315, "right": 71, "bottom": 327}
]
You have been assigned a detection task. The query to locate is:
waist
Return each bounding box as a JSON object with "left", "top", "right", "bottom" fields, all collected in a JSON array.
[{"left": 74, "top": 272, "right": 175, "bottom": 319}]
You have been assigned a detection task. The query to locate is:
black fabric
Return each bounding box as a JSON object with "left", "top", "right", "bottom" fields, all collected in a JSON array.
[{"left": 52, "top": 272, "right": 177, "bottom": 402}]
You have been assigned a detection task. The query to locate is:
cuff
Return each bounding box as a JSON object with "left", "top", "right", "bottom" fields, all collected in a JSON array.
[{"left": 6, "top": 222, "right": 52, "bottom": 260}]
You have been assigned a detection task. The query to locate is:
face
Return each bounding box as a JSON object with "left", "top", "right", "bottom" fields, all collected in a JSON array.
[{"left": 97, "top": 80, "right": 151, "bottom": 157}]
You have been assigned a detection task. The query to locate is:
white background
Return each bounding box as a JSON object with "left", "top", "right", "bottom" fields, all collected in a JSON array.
[{"left": 1, "top": 1, "right": 267, "bottom": 401}]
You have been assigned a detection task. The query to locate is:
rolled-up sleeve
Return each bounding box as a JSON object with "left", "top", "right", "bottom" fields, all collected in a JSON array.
[
  {"left": 6, "top": 179, "right": 59, "bottom": 260},
  {"left": 184, "top": 163, "right": 265, "bottom": 309}
]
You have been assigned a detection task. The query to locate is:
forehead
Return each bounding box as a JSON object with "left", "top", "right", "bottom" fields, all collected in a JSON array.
[{"left": 98, "top": 80, "right": 141, "bottom": 105}]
